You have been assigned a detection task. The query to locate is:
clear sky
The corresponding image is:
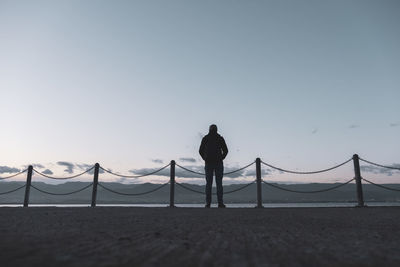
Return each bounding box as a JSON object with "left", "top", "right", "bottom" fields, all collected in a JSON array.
[{"left": 1, "top": 0, "right": 399, "bottom": 184}]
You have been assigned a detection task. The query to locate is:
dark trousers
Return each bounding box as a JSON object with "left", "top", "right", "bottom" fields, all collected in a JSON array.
[{"left": 205, "top": 161, "right": 224, "bottom": 204}]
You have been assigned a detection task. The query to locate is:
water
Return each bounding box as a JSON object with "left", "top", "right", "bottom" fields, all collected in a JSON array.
[{"left": 1, "top": 202, "right": 400, "bottom": 208}]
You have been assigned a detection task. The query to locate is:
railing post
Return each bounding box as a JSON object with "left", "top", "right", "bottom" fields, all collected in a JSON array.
[
  {"left": 169, "top": 160, "right": 175, "bottom": 208},
  {"left": 256, "top": 158, "right": 263, "bottom": 208},
  {"left": 352, "top": 154, "right": 365, "bottom": 207},
  {"left": 23, "top": 165, "right": 33, "bottom": 207},
  {"left": 91, "top": 163, "right": 100, "bottom": 207}
]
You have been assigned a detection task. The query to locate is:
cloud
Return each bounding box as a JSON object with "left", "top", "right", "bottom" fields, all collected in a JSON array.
[
  {"left": 88, "top": 168, "right": 105, "bottom": 175},
  {"left": 130, "top": 166, "right": 203, "bottom": 178},
  {"left": 221, "top": 166, "right": 244, "bottom": 178},
  {"left": 245, "top": 168, "right": 273, "bottom": 177},
  {"left": 129, "top": 167, "right": 170, "bottom": 178},
  {"left": 390, "top": 122, "right": 399, "bottom": 127},
  {"left": 151, "top": 159, "right": 164, "bottom": 164},
  {"left": 360, "top": 164, "right": 400, "bottom": 176},
  {"left": 42, "top": 169, "right": 54, "bottom": 175},
  {"left": 32, "top": 164, "right": 45, "bottom": 169},
  {"left": 0, "top": 166, "right": 21, "bottom": 174},
  {"left": 311, "top": 128, "right": 318, "bottom": 134},
  {"left": 76, "top": 163, "right": 94, "bottom": 170},
  {"left": 128, "top": 164, "right": 271, "bottom": 179},
  {"left": 175, "top": 165, "right": 247, "bottom": 179},
  {"left": 179, "top": 157, "right": 197, "bottom": 163},
  {"left": 57, "top": 161, "right": 75, "bottom": 173},
  {"left": 23, "top": 163, "right": 45, "bottom": 170},
  {"left": 349, "top": 124, "right": 360, "bottom": 129},
  {"left": 77, "top": 163, "right": 105, "bottom": 174}
]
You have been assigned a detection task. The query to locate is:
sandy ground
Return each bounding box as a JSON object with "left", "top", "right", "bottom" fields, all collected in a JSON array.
[{"left": 0, "top": 207, "right": 400, "bottom": 267}]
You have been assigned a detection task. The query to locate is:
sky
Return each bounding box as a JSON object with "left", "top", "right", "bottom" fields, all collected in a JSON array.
[{"left": 0, "top": 0, "right": 399, "bottom": 184}]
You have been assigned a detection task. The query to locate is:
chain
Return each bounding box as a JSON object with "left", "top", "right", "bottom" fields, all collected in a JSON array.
[
  {"left": 33, "top": 166, "right": 95, "bottom": 180},
  {"left": 261, "top": 158, "right": 352, "bottom": 174},
  {"left": 0, "top": 169, "right": 28, "bottom": 180},
  {"left": 261, "top": 178, "right": 354, "bottom": 193},
  {"left": 175, "top": 180, "right": 256, "bottom": 195},
  {"left": 30, "top": 183, "right": 93, "bottom": 195},
  {"left": 362, "top": 178, "right": 400, "bottom": 192},
  {"left": 0, "top": 184, "right": 27, "bottom": 195},
  {"left": 359, "top": 158, "right": 400, "bottom": 170},
  {"left": 98, "top": 182, "right": 169, "bottom": 196},
  {"left": 99, "top": 163, "right": 170, "bottom": 178}
]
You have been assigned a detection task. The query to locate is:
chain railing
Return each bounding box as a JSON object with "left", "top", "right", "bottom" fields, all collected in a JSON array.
[
  {"left": 174, "top": 164, "right": 204, "bottom": 176},
  {"left": 261, "top": 178, "right": 354, "bottom": 194},
  {"left": 176, "top": 180, "right": 256, "bottom": 195},
  {"left": 175, "top": 161, "right": 255, "bottom": 176},
  {"left": 1, "top": 155, "right": 399, "bottom": 207},
  {"left": 357, "top": 157, "right": 400, "bottom": 193},
  {"left": 98, "top": 182, "right": 169, "bottom": 196},
  {"left": 359, "top": 158, "right": 400, "bottom": 170},
  {"left": 260, "top": 158, "right": 352, "bottom": 175},
  {"left": 0, "top": 169, "right": 27, "bottom": 180},
  {"left": 33, "top": 166, "right": 95, "bottom": 180},
  {"left": 99, "top": 163, "right": 171, "bottom": 178},
  {"left": 0, "top": 184, "right": 27, "bottom": 195},
  {"left": 362, "top": 178, "right": 400, "bottom": 192},
  {"left": 0, "top": 169, "right": 28, "bottom": 195},
  {"left": 224, "top": 161, "right": 256, "bottom": 175},
  {"left": 30, "top": 183, "right": 94, "bottom": 196},
  {"left": 174, "top": 161, "right": 256, "bottom": 200}
]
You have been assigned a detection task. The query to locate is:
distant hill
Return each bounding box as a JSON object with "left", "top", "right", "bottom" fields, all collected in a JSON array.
[{"left": 1, "top": 181, "right": 400, "bottom": 204}]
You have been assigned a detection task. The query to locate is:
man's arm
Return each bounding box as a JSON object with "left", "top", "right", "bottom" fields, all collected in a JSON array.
[
  {"left": 221, "top": 137, "right": 228, "bottom": 160},
  {"left": 199, "top": 137, "right": 206, "bottom": 161}
]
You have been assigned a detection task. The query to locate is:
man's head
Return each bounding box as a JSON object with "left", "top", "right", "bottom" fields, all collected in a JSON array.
[{"left": 209, "top": 124, "right": 218, "bottom": 134}]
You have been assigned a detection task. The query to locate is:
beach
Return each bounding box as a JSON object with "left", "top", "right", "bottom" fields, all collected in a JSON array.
[{"left": 1, "top": 207, "right": 399, "bottom": 267}]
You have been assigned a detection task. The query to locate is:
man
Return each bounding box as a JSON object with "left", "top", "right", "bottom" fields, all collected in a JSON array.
[{"left": 199, "top": 124, "right": 228, "bottom": 208}]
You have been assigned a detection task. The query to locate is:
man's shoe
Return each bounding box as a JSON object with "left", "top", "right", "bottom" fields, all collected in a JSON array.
[
  {"left": 205, "top": 204, "right": 211, "bottom": 208},
  {"left": 218, "top": 203, "right": 226, "bottom": 208}
]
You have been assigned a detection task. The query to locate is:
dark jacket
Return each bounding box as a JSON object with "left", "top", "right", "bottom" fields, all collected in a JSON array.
[{"left": 199, "top": 133, "right": 228, "bottom": 163}]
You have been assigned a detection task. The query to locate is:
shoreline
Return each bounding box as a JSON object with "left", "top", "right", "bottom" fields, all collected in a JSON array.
[{"left": 1, "top": 201, "right": 400, "bottom": 208}]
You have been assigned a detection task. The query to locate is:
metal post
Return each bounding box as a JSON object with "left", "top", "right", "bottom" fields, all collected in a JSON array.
[
  {"left": 91, "top": 163, "right": 100, "bottom": 207},
  {"left": 256, "top": 158, "right": 263, "bottom": 208},
  {"left": 352, "top": 154, "right": 365, "bottom": 207},
  {"left": 169, "top": 160, "right": 175, "bottom": 208},
  {"left": 23, "top": 165, "right": 33, "bottom": 207}
]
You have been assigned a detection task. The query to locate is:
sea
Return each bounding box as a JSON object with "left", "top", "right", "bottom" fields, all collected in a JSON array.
[{"left": 0, "top": 202, "right": 399, "bottom": 208}]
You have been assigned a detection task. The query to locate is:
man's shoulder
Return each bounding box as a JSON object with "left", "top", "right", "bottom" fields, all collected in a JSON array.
[{"left": 202, "top": 133, "right": 225, "bottom": 141}]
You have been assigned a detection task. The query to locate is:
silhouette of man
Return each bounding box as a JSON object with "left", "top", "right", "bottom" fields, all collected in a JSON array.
[{"left": 199, "top": 124, "right": 228, "bottom": 208}]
